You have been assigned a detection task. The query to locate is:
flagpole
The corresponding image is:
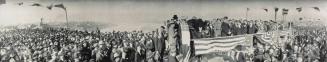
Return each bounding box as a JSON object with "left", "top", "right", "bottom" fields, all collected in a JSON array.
[
  {"left": 246, "top": 8, "right": 249, "bottom": 20},
  {"left": 275, "top": 10, "right": 277, "bottom": 22},
  {"left": 264, "top": 9, "right": 268, "bottom": 21},
  {"left": 65, "top": 10, "right": 69, "bottom": 28},
  {"left": 283, "top": 15, "right": 286, "bottom": 23}
]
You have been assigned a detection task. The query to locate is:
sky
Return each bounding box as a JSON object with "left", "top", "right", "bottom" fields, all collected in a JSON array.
[{"left": 1, "top": 0, "right": 327, "bottom": 32}]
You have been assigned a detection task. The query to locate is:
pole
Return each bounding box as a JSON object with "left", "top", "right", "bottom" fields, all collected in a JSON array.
[
  {"left": 275, "top": 11, "right": 277, "bottom": 22},
  {"left": 284, "top": 15, "right": 287, "bottom": 22},
  {"left": 65, "top": 10, "right": 68, "bottom": 28},
  {"left": 246, "top": 8, "right": 248, "bottom": 20},
  {"left": 283, "top": 15, "right": 285, "bottom": 22}
]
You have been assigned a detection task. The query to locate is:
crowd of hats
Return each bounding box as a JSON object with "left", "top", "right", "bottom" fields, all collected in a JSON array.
[
  {"left": 0, "top": 27, "right": 167, "bottom": 62},
  {"left": 0, "top": 15, "right": 326, "bottom": 62}
]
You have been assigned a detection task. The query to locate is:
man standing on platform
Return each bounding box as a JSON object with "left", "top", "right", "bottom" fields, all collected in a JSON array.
[
  {"left": 247, "top": 20, "right": 257, "bottom": 34},
  {"left": 213, "top": 19, "right": 222, "bottom": 37},
  {"left": 158, "top": 26, "right": 167, "bottom": 62},
  {"left": 241, "top": 20, "right": 248, "bottom": 35},
  {"left": 221, "top": 19, "right": 231, "bottom": 36}
]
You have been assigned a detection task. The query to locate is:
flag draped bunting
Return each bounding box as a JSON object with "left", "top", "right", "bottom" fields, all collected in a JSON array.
[
  {"left": 254, "top": 33, "right": 273, "bottom": 46},
  {"left": 192, "top": 35, "right": 253, "bottom": 55}
]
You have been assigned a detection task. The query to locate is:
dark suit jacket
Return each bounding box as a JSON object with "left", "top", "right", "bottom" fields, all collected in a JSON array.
[
  {"left": 230, "top": 23, "right": 243, "bottom": 35},
  {"left": 247, "top": 24, "right": 257, "bottom": 34},
  {"left": 231, "top": 24, "right": 240, "bottom": 35},
  {"left": 240, "top": 23, "right": 248, "bottom": 35},
  {"left": 221, "top": 22, "right": 230, "bottom": 36}
]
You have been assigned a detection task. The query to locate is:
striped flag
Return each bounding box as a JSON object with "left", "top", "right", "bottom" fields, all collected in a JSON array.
[
  {"left": 263, "top": 8, "right": 268, "bottom": 12},
  {"left": 275, "top": 7, "right": 279, "bottom": 12},
  {"left": 282, "top": 8, "right": 289, "bottom": 15},
  {"left": 312, "top": 7, "right": 320, "bottom": 11},
  {"left": 192, "top": 35, "right": 253, "bottom": 55},
  {"left": 17, "top": 2, "right": 23, "bottom": 6},
  {"left": 254, "top": 33, "right": 273, "bottom": 45},
  {"left": 296, "top": 7, "right": 302, "bottom": 12},
  {"left": 47, "top": 4, "right": 53, "bottom": 10},
  {"left": 31, "top": 3, "right": 42, "bottom": 6},
  {"left": 0, "top": 0, "right": 5, "bottom": 5},
  {"left": 54, "top": 3, "right": 66, "bottom": 10}
]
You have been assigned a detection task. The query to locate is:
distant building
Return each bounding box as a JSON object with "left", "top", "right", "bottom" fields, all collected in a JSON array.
[{"left": 0, "top": 0, "right": 5, "bottom": 5}]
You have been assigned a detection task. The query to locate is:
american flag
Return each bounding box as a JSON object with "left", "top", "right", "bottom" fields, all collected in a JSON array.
[
  {"left": 0, "top": 0, "right": 5, "bottom": 5},
  {"left": 296, "top": 7, "right": 302, "bottom": 12},
  {"left": 282, "top": 8, "right": 289, "bottom": 15},
  {"left": 254, "top": 33, "right": 273, "bottom": 46},
  {"left": 192, "top": 35, "right": 253, "bottom": 55}
]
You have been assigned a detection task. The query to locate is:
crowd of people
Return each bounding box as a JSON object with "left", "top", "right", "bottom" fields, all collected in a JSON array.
[
  {"left": 0, "top": 27, "right": 168, "bottom": 62},
  {"left": 0, "top": 15, "right": 326, "bottom": 62},
  {"left": 251, "top": 23, "right": 327, "bottom": 62},
  {"left": 185, "top": 16, "right": 327, "bottom": 62},
  {"left": 188, "top": 17, "right": 284, "bottom": 38},
  {"left": 285, "top": 27, "right": 327, "bottom": 62}
]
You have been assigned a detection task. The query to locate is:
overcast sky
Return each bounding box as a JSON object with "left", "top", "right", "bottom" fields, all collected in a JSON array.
[{"left": 1, "top": 0, "right": 327, "bottom": 31}]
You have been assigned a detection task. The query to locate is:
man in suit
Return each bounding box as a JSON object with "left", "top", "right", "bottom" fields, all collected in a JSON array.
[
  {"left": 80, "top": 42, "right": 91, "bottom": 62},
  {"left": 221, "top": 19, "right": 231, "bottom": 36},
  {"left": 230, "top": 21, "right": 240, "bottom": 35},
  {"left": 264, "top": 21, "right": 270, "bottom": 32},
  {"left": 241, "top": 20, "right": 248, "bottom": 35},
  {"left": 247, "top": 20, "right": 257, "bottom": 34},
  {"left": 232, "top": 20, "right": 243, "bottom": 35}
]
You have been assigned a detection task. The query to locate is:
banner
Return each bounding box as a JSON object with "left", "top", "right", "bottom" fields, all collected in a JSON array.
[{"left": 192, "top": 35, "right": 253, "bottom": 55}]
